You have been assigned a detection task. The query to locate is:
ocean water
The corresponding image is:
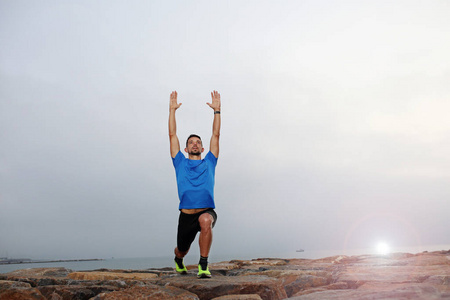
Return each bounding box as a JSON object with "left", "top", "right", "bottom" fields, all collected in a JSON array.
[
  {"left": 1, "top": 244, "right": 449, "bottom": 274},
  {"left": 0, "top": 256, "right": 176, "bottom": 274},
  {"left": 0, "top": 253, "right": 290, "bottom": 274}
]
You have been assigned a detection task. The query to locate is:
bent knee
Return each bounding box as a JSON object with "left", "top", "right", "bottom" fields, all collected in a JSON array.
[{"left": 199, "top": 213, "right": 213, "bottom": 229}]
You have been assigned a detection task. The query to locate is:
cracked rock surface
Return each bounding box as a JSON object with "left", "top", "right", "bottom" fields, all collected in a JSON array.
[{"left": 1, "top": 250, "right": 449, "bottom": 299}]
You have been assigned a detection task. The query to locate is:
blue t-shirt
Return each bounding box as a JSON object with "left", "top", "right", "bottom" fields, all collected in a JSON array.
[{"left": 172, "top": 151, "right": 218, "bottom": 209}]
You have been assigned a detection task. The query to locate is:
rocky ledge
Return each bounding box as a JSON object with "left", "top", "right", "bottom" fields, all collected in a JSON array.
[{"left": 1, "top": 250, "right": 449, "bottom": 300}]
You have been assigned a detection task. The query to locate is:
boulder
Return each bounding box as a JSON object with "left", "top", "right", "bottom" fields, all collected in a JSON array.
[
  {"left": 243, "top": 269, "right": 329, "bottom": 287},
  {"left": 157, "top": 274, "right": 287, "bottom": 300},
  {"left": 290, "top": 281, "right": 349, "bottom": 297},
  {"left": 211, "top": 295, "right": 262, "bottom": 300},
  {"left": 68, "top": 271, "right": 158, "bottom": 281},
  {"left": 284, "top": 274, "right": 330, "bottom": 297},
  {"left": 241, "top": 258, "right": 288, "bottom": 268},
  {"left": 289, "top": 283, "right": 444, "bottom": 299},
  {"left": 0, "top": 280, "right": 32, "bottom": 289},
  {"left": 5, "top": 267, "right": 71, "bottom": 278},
  {"left": 336, "top": 262, "right": 450, "bottom": 284},
  {"left": 38, "top": 285, "right": 121, "bottom": 300},
  {"left": 0, "top": 287, "right": 46, "bottom": 300},
  {"left": 91, "top": 284, "right": 199, "bottom": 299},
  {"left": 209, "top": 261, "right": 243, "bottom": 270}
]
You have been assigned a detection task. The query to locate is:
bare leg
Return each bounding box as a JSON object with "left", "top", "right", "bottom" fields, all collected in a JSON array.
[{"left": 198, "top": 213, "right": 214, "bottom": 257}]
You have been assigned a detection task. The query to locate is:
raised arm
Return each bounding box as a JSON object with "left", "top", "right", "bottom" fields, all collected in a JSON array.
[
  {"left": 207, "top": 90, "right": 221, "bottom": 158},
  {"left": 169, "top": 91, "right": 182, "bottom": 158}
]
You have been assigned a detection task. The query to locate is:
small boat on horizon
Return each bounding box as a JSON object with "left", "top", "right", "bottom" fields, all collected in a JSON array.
[{"left": 296, "top": 249, "right": 304, "bottom": 252}]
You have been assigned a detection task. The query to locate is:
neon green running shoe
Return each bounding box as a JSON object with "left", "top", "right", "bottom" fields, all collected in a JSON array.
[
  {"left": 175, "top": 259, "right": 187, "bottom": 274},
  {"left": 197, "top": 265, "right": 212, "bottom": 278}
]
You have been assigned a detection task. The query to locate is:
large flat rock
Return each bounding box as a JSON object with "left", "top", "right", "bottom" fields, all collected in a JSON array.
[
  {"left": 91, "top": 284, "right": 199, "bottom": 300},
  {"left": 3, "top": 267, "right": 72, "bottom": 278},
  {"left": 68, "top": 271, "right": 158, "bottom": 281},
  {"left": 157, "top": 274, "right": 287, "bottom": 300},
  {"left": 0, "top": 286, "right": 46, "bottom": 300},
  {"left": 290, "top": 283, "right": 445, "bottom": 299}
]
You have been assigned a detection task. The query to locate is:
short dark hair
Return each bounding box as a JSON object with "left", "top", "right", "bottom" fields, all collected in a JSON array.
[{"left": 186, "top": 134, "right": 202, "bottom": 147}]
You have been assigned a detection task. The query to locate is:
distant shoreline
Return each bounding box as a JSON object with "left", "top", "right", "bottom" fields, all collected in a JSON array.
[{"left": 0, "top": 258, "right": 104, "bottom": 265}]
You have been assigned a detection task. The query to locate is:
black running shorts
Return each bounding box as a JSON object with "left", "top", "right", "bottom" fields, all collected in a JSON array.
[{"left": 177, "top": 208, "right": 217, "bottom": 252}]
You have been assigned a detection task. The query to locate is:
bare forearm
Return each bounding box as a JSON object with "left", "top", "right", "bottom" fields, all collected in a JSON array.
[
  {"left": 169, "top": 109, "right": 177, "bottom": 137},
  {"left": 212, "top": 113, "right": 221, "bottom": 137},
  {"left": 168, "top": 91, "right": 181, "bottom": 157},
  {"left": 208, "top": 91, "right": 221, "bottom": 157},
  {"left": 208, "top": 91, "right": 221, "bottom": 137},
  {"left": 169, "top": 91, "right": 181, "bottom": 136}
]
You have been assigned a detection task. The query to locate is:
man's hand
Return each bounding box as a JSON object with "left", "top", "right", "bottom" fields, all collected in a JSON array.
[
  {"left": 169, "top": 91, "right": 181, "bottom": 158},
  {"left": 207, "top": 90, "right": 221, "bottom": 111},
  {"left": 209, "top": 90, "right": 221, "bottom": 158},
  {"left": 170, "top": 91, "right": 182, "bottom": 111}
]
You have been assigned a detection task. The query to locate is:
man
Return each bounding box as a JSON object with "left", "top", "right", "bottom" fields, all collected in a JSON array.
[{"left": 168, "top": 90, "right": 221, "bottom": 278}]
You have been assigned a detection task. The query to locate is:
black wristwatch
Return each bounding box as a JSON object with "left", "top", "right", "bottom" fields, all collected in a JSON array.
[{"left": 214, "top": 111, "right": 221, "bottom": 114}]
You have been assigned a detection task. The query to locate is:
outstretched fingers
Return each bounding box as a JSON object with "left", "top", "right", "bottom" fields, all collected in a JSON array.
[
  {"left": 211, "top": 90, "right": 220, "bottom": 100},
  {"left": 170, "top": 90, "right": 182, "bottom": 110},
  {"left": 207, "top": 90, "right": 221, "bottom": 110}
]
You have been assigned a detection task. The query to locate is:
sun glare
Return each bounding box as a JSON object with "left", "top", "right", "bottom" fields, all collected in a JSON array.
[{"left": 376, "top": 242, "right": 390, "bottom": 255}]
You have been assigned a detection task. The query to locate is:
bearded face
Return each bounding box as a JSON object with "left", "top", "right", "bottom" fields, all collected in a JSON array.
[{"left": 185, "top": 137, "right": 203, "bottom": 157}]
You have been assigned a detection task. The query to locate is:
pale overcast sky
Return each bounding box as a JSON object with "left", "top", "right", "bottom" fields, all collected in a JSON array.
[{"left": 1, "top": 0, "right": 449, "bottom": 261}]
